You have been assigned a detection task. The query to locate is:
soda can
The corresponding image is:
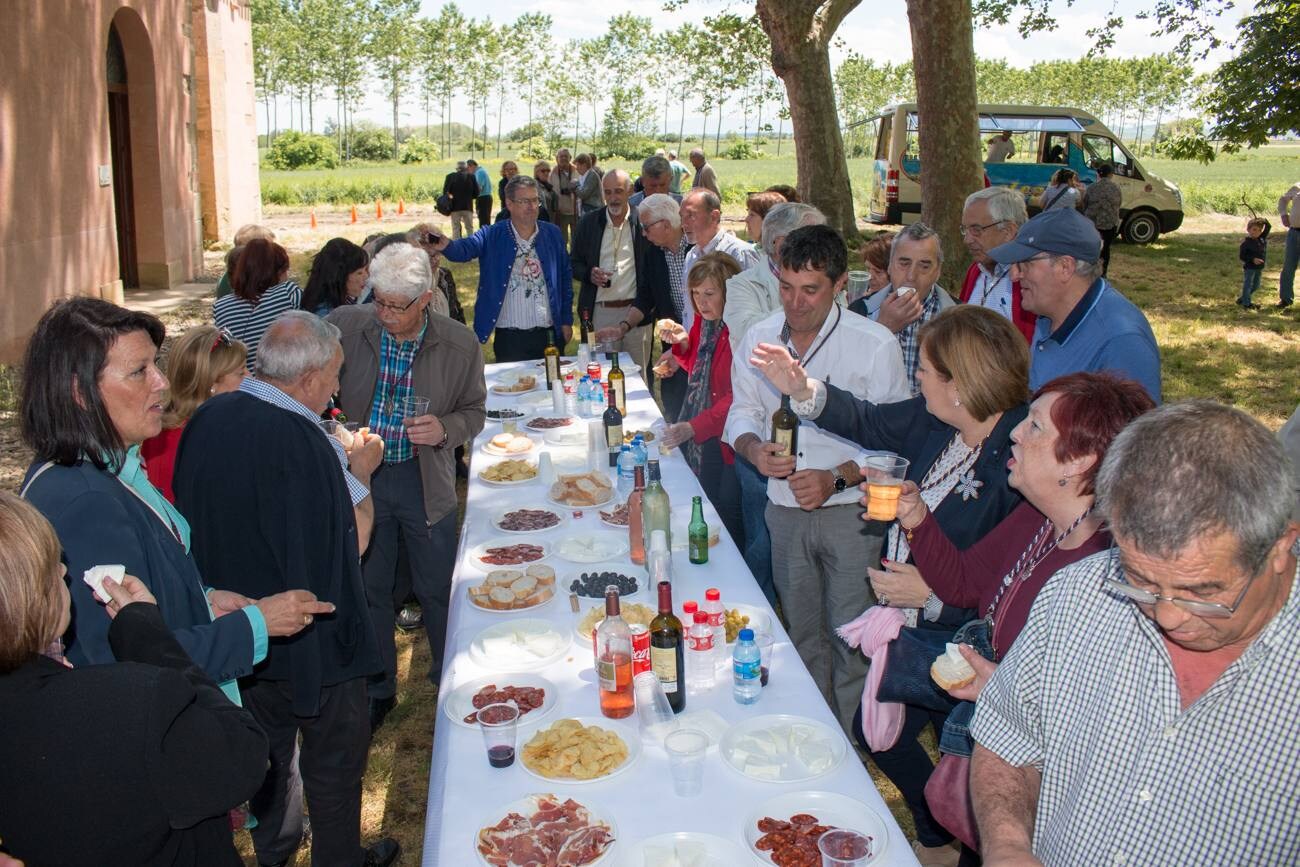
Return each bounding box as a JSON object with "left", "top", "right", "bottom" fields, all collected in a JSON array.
[
  {"left": 587, "top": 361, "right": 602, "bottom": 380},
  {"left": 630, "top": 624, "right": 651, "bottom": 676}
]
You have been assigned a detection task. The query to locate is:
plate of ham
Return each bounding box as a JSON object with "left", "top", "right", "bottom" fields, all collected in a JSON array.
[{"left": 476, "top": 793, "right": 617, "bottom": 866}]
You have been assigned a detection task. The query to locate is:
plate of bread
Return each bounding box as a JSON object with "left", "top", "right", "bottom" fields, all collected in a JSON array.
[
  {"left": 483, "top": 433, "right": 538, "bottom": 456},
  {"left": 490, "top": 373, "right": 541, "bottom": 395},
  {"left": 547, "top": 471, "right": 615, "bottom": 508},
  {"left": 467, "top": 564, "right": 558, "bottom": 612}
]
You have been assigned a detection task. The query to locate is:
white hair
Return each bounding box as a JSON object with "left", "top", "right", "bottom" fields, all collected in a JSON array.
[
  {"left": 689, "top": 148, "right": 705, "bottom": 159},
  {"left": 369, "top": 242, "right": 432, "bottom": 302},
  {"left": 256, "top": 311, "right": 341, "bottom": 382},
  {"left": 964, "top": 186, "right": 1029, "bottom": 227},
  {"left": 761, "top": 203, "right": 826, "bottom": 258},
  {"left": 890, "top": 221, "right": 944, "bottom": 266},
  {"left": 639, "top": 194, "right": 681, "bottom": 229}
]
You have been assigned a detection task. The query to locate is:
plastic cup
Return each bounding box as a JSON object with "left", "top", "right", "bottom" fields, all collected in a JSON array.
[
  {"left": 538, "top": 450, "right": 555, "bottom": 484},
  {"left": 477, "top": 701, "right": 519, "bottom": 769},
  {"left": 663, "top": 728, "right": 708, "bottom": 797},
  {"left": 818, "top": 828, "right": 874, "bottom": 866},
  {"left": 862, "top": 455, "right": 910, "bottom": 522},
  {"left": 634, "top": 671, "right": 679, "bottom": 743},
  {"left": 400, "top": 395, "right": 430, "bottom": 419},
  {"left": 502, "top": 418, "right": 519, "bottom": 435},
  {"left": 755, "top": 631, "right": 775, "bottom": 687},
  {"left": 846, "top": 270, "right": 870, "bottom": 300}
]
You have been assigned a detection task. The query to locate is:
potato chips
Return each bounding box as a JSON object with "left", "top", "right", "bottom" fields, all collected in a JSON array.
[
  {"left": 480, "top": 459, "right": 537, "bottom": 483},
  {"left": 521, "top": 718, "right": 629, "bottom": 781}
]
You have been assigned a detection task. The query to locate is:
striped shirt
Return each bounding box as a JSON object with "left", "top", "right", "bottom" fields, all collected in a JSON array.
[
  {"left": 972, "top": 551, "right": 1300, "bottom": 867},
  {"left": 214, "top": 280, "right": 302, "bottom": 371},
  {"left": 366, "top": 318, "right": 426, "bottom": 464},
  {"left": 239, "top": 377, "right": 369, "bottom": 506},
  {"left": 495, "top": 222, "right": 552, "bottom": 330}
]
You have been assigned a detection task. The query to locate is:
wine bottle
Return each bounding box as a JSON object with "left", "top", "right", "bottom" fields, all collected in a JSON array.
[
  {"left": 595, "top": 587, "right": 635, "bottom": 719},
  {"left": 543, "top": 330, "right": 561, "bottom": 390},
  {"left": 649, "top": 580, "right": 686, "bottom": 713},
  {"left": 688, "top": 495, "right": 709, "bottom": 565},
  {"left": 603, "top": 387, "right": 624, "bottom": 468},
  {"left": 771, "top": 393, "right": 799, "bottom": 458},
  {"left": 628, "top": 464, "right": 647, "bottom": 566},
  {"left": 607, "top": 352, "right": 626, "bottom": 415},
  {"left": 641, "top": 459, "right": 671, "bottom": 554}
]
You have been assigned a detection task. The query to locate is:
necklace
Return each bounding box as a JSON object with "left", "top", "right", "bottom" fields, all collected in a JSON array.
[
  {"left": 918, "top": 435, "right": 984, "bottom": 500},
  {"left": 984, "top": 506, "right": 1093, "bottom": 650}
]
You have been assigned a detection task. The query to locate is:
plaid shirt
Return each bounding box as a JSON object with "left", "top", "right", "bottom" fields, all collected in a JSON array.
[
  {"left": 664, "top": 234, "right": 691, "bottom": 325},
  {"left": 895, "top": 286, "right": 949, "bottom": 395},
  {"left": 972, "top": 551, "right": 1300, "bottom": 867},
  {"left": 367, "top": 317, "right": 427, "bottom": 464},
  {"left": 239, "top": 378, "right": 368, "bottom": 505}
]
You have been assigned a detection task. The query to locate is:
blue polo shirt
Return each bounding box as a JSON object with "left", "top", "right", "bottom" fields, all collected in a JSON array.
[
  {"left": 1029, "top": 278, "right": 1162, "bottom": 403},
  {"left": 473, "top": 166, "right": 491, "bottom": 200}
]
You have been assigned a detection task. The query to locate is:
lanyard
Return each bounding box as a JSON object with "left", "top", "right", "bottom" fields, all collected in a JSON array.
[{"left": 783, "top": 303, "right": 843, "bottom": 370}]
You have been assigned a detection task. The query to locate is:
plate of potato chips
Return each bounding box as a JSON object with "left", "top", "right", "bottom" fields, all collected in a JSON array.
[
  {"left": 520, "top": 717, "right": 640, "bottom": 784},
  {"left": 477, "top": 458, "right": 539, "bottom": 486}
]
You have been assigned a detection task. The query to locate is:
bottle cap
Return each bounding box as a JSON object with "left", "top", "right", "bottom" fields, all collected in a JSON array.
[
  {"left": 738, "top": 628, "right": 754, "bottom": 642},
  {"left": 683, "top": 600, "right": 698, "bottom": 614},
  {"left": 693, "top": 611, "right": 709, "bottom": 624},
  {"left": 650, "top": 529, "right": 668, "bottom": 552},
  {"left": 705, "top": 588, "right": 720, "bottom": 601}
]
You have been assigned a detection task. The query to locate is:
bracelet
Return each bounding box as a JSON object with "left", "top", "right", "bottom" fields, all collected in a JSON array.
[{"left": 619, "top": 320, "right": 631, "bottom": 334}]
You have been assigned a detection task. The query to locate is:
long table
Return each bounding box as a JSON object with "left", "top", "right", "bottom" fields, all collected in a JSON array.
[{"left": 422, "top": 356, "right": 918, "bottom": 866}]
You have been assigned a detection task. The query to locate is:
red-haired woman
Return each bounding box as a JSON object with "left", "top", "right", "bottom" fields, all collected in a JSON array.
[{"left": 213, "top": 238, "right": 300, "bottom": 371}]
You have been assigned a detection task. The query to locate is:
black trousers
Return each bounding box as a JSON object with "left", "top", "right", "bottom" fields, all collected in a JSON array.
[
  {"left": 493, "top": 326, "right": 553, "bottom": 362},
  {"left": 1098, "top": 226, "right": 1118, "bottom": 276},
  {"left": 696, "top": 437, "right": 746, "bottom": 552},
  {"left": 361, "top": 459, "right": 457, "bottom": 698},
  {"left": 475, "top": 195, "right": 492, "bottom": 229},
  {"left": 246, "top": 677, "right": 369, "bottom": 867}
]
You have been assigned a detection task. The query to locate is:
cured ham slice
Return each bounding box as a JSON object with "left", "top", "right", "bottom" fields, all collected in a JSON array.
[{"left": 477, "top": 795, "right": 613, "bottom": 867}]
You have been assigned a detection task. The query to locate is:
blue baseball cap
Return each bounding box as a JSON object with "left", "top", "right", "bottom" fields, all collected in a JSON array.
[{"left": 987, "top": 207, "right": 1102, "bottom": 264}]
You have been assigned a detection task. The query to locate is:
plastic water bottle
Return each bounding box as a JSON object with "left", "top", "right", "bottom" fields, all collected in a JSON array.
[
  {"left": 631, "top": 434, "right": 648, "bottom": 467},
  {"left": 575, "top": 376, "right": 590, "bottom": 417},
  {"left": 703, "top": 588, "right": 727, "bottom": 671},
  {"left": 732, "top": 628, "right": 761, "bottom": 704},
  {"left": 617, "top": 445, "right": 636, "bottom": 496},
  {"left": 647, "top": 529, "right": 672, "bottom": 585},
  {"left": 686, "top": 610, "right": 715, "bottom": 693}
]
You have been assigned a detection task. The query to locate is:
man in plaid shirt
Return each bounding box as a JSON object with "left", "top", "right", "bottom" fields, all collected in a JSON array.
[{"left": 970, "top": 401, "right": 1300, "bottom": 866}]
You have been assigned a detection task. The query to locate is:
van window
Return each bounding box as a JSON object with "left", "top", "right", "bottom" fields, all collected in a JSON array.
[
  {"left": 876, "top": 115, "right": 892, "bottom": 161},
  {"left": 1082, "top": 134, "right": 1141, "bottom": 180},
  {"left": 1043, "top": 134, "right": 1069, "bottom": 164}
]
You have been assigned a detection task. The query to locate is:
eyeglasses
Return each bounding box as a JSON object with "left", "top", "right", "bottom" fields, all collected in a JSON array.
[
  {"left": 1102, "top": 543, "right": 1261, "bottom": 619},
  {"left": 644, "top": 219, "right": 669, "bottom": 232},
  {"left": 210, "top": 327, "right": 234, "bottom": 352},
  {"left": 958, "top": 220, "right": 1008, "bottom": 237},
  {"left": 372, "top": 295, "right": 421, "bottom": 314},
  {"left": 510, "top": 197, "right": 540, "bottom": 208}
]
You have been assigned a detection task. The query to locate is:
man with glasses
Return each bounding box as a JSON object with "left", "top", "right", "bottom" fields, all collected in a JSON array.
[
  {"left": 328, "top": 243, "right": 486, "bottom": 731},
  {"left": 987, "top": 207, "right": 1161, "bottom": 402},
  {"left": 970, "top": 401, "right": 1300, "bottom": 867},
  {"left": 431, "top": 175, "right": 573, "bottom": 362},
  {"left": 958, "top": 186, "right": 1036, "bottom": 343}
]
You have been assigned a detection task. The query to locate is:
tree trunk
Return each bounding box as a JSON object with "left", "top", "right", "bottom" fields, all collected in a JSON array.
[
  {"left": 906, "top": 0, "right": 983, "bottom": 292},
  {"left": 393, "top": 78, "right": 401, "bottom": 160},
  {"left": 308, "top": 86, "right": 315, "bottom": 133},
  {"left": 757, "top": 0, "right": 862, "bottom": 239},
  {"left": 715, "top": 99, "right": 724, "bottom": 156},
  {"left": 678, "top": 97, "right": 686, "bottom": 152},
  {"left": 776, "top": 113, "right": 783, "bottom": 155}
]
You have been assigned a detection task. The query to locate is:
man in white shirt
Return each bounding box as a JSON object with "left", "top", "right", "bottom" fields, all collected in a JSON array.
[
  {"left": 726, "top": 225, "right": 910, "bottom": 732},
  {"left": 680, "top": 189, "right": 755, "bottom": 331},
  {"left": 986, "top": 131, "right": 1015, "bottom": 163},
  {"left": 571, "top": 170, "right": 649, "bottom": 367}
]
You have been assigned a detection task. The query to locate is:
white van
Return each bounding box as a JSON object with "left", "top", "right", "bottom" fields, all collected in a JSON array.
[{"left": 866, "top": 103, "right": 1184, "bottom": 244}]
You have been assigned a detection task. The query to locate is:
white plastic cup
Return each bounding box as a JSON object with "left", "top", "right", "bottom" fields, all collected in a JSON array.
[
  {"left": 817, "top": 828, "right": 874, "bottom": 866},
  {"left": 663, "top": 728, "right": 709, "bottom": 797},
  {"left": 634, "top": 671, "right": 678, "bottom": 743},
  {"left": 538, "top": 450, "right": 555, "bottom": 484}
]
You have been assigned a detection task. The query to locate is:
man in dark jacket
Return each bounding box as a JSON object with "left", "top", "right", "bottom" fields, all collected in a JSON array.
[
  {"left": 571, "top": 169, "right": 649, "bottom": 367},
  {"left": 175, "top": 311, "right": 398, "bottom": 867},
  {"left": 442, "top": 161, "right": 479, "bottom": 240}
]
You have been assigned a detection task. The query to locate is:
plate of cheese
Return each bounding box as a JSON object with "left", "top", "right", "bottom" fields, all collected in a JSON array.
[
  {"left": 625, "top": 832, "right": 750, "bottom": 866},
  {"left": 469, "top": 619, "right": 569, "bottom": 671},
  {"left": 718, "top": 714, "right": 848, "bottom": 783}
]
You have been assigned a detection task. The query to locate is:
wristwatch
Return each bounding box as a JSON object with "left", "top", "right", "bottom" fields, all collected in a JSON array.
[{"left": 833, "top": 474, "right": 847, "bottom": 493}]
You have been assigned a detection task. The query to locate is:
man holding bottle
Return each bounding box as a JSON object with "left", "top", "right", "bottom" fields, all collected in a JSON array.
[{"left": 724, "top": 225, "right": 909, "bottom": 733}]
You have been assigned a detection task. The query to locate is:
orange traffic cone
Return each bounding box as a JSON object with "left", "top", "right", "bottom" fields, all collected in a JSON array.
[
  {"left": 310, "top": 209, "right": 317, "bottom": 229},
  {"left": 350, "top": 204, "right": 358, "bottom": 224},
  {"left": 376, "top": 199, "right": 383, "bottom": 220},
  {"left": 397, "top": 197, "right": 405, "bottom": 215}
]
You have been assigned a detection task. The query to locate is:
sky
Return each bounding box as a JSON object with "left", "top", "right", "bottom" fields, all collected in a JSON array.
[{"left": 274, "top": 0, "right": 1244, "bottom": 137}]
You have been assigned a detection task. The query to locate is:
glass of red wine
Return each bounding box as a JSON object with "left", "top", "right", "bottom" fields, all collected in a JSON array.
[{"left": 478, "top": 701, "right": 520, "bottom": 768}]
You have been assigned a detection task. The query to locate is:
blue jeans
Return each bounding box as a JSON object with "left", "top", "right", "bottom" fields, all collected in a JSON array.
[
  {"left": 1239, "top": 268, "right": 1263, "bottom": 306},
  {"left": 733, "top": 454, "right": 776, "bottom": 606},
  {"left": 1280, "top": 228, "right": 1300, "bottom": 305}
]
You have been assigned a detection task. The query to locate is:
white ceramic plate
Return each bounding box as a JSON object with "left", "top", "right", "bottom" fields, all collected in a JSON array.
[
  {"left": 475, "top": 794, "right": 618, "bottom": 867},
  {"left": 485, "top": 406, "right": 534, "bottom": 423},
  {"left": 624, "top": 832, "right": 750, "bottom": 867},
  {"left": 545, "top": 424, "right": 591, "bottom": 447},
  {"left": 469, "top": 618, "right": 569, "bottom": 671},
  {"left": 564, "top": 568, "right": 643, "bottom": 601},
  {"left": 490, "top": 374, "right": 543, "bottom": 396},
  {"left": 466, "top": 577, "right": 557, "bottom": 615},
  {"left": 525, "top": 414, "right": 579, "bottom": 433},
  {"left": 574, "top": 600, "right": 659, "bottom": 643},
  {"left": 517, "top": 391, "right": 555, "bottom": 409},
  {"left": 482, "top": 435, "right": 539, "bottom": 457},
  {"left": 468, "top": 537, "right": 550, "bottom": 571},
  {"left": 518, "top": 717, "right": 642, "bottom": 785},
  {"left": 554, "top": 532, "right": 631, "bottom": 564},
  {"left": 476, "top": 458, "right": 540, "bottom": 487},
  {"left": 597, "top": 503, "right": 630, "bottom": 529},
  {"left": 490, "top": 505, "right": 568, "bottom": 535},
  {"left": 743, "top": 791, "right": 889, "bottom": 865},
  {"left": 442, "top": 673, "right": 559, "bottom": 729},
  {"left": 719, "top": 714, "right": 848, "bottom": 784},
  {"left": 547, "top": 477, "right": 617, "bottom": 509}
]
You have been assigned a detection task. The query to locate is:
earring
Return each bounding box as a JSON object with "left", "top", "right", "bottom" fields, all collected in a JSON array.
[
  {"left": 953, "top": 398, "right": 961, "bottom": 407},
  {"left": 1058, "top": 477, "right": 1068, "bottom": 487}
]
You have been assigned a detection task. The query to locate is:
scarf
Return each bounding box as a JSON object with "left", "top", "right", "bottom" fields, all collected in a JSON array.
[{"left": 677, "top": 318, "right": 720, "bottom": 473}]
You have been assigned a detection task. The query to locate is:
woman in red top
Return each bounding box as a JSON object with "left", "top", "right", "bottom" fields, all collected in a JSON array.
[
  {"left": 142, "top": 326, "right": 247, "bottom": 503},
  {"left": 656, "top": 253, "right": 745, "bottom": 548}
]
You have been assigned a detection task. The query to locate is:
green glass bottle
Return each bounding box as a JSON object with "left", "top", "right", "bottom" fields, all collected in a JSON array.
[{"left": 688, "top": 495, "right": 708, "bottom": 565}]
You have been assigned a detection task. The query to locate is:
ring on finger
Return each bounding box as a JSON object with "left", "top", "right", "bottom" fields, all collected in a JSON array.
[
  {"left": 302, "top": 614, "right": 312, "bottom": 626},
  {"left": 877, "top": 595, "right": 889, "bottom": 607}
]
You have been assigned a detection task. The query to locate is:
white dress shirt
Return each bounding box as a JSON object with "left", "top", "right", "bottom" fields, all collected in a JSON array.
[
  {"left": 682, "top": 229, "right": 751, "bottom": 330},
  {"left": 598, "top": 216, "right": 636, "bottom": 302},
  {"left": 968, "top": 262, "right": 1014, "bottom": 320},
  {"left": 724, "top": 306, "right": 910, "bottom": 509}
]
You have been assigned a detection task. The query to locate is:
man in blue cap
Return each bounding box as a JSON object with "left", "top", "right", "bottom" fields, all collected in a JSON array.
[{"left": 987, "top": 207, "right": 1162, "bottom": 402}]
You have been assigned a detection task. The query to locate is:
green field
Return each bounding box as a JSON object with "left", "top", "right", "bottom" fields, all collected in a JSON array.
[{"left": 261, "top": 144, "right": 1299, "bottom": 214}]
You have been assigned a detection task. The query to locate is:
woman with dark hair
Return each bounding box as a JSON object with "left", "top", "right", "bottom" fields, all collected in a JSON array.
[
  {"left": 1039, "top": 168, "right": 1083, "bottom": 212},
  {"left": 213, "top": 237, "right": 300, "bottom": 370},
  {"left": 19, "top": 298, "right": 330, "bottom": 703},
  {"left": 850, "top": 232, "right": 894, "bottom": 306},
  {"left": 0, "top": 492, "right": 267, "bottom": 866},
  {"left": 300, "top": 238, "right": 369, "bottom": 316}
]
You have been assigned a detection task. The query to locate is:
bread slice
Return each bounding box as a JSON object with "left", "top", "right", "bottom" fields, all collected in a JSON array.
[
  {"left": 467, "top": 585, "right": 490, "bottom": 604},
  {"left": 931, "top": 643, "right": 977, "bottom": 691},
  {"left": 491, "top": 433, "right": 513, "bottom": 449},
  {"left": 488, "top": 586, "right": 517, "bottom": 610},
  {"left": 510, "top": 575, "right": 539, "bottom": 599},
  {"left": 524, "top": 585, "right": 554, "bottom": 607},
  {"left": 486, "top": 569, "right": 521, "bottom": 587},
  {"left": 526, "top": 564, "right": 556, "bottom": 585}
]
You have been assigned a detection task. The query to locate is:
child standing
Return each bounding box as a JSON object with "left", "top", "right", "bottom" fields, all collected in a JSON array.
[{"left": 1238, "top": 217, "right": 1271, "bottom": 310}]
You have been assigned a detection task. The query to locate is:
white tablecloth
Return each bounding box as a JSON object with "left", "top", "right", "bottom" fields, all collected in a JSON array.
[{"left": 422, "top": 356, "right": 919, "bottom": 866}]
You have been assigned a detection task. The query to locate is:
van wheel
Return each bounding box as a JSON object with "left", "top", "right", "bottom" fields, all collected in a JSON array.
[{"left": 1122, "top": 210, "right": 1160, "bottom": 245}]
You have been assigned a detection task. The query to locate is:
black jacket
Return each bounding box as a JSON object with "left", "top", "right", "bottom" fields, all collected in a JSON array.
[
  {"left": 571, "top": 207, "right": 645, "bottom": 319},
  {"left": 442, "top": 171, "right": 479, "bottom": 211},
  {"left": 632, "top": 234, "right": 693, "bottom": 333},
  {"left": 1239, "top": 220, "right": 1271, "bottom": 270},
  {"left": 175, "top": 392, "right": 382, "bottom": 716},
  {"left": 0, "top": 603, "right": 267, "bottom": 866}
]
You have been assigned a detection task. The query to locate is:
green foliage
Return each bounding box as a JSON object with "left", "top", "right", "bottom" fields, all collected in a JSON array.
[
  {"left": 1159, "top": 132, "right": 1217, "bottom": 164},
  {"left": 348, "top": 125, "right": 396, "bottom": 162},
  {"left": 515, "top": 141, "right": 551, "bottom": 161},
  {"left": 465, "top": 139, "right": 488, "bottom": 153},
  {"left": 507, "top": 122, "right": 547, "bottom": 142},
  {"left": 724, "top": 141, "right": 762, "bottom": 160},
  {"left": 266, "top": 130, "right": 339, "bottom": 170},
  {"left": 1201, "top": 0, "right": 1300, "bottom": 147},
  {"left": 399, "top": 136, "right": 441, "bottom": 164}
]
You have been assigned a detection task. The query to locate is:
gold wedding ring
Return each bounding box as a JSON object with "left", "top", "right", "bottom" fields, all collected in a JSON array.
[{"left": 303, "top": 614, "right": 312, "bottom": 626}]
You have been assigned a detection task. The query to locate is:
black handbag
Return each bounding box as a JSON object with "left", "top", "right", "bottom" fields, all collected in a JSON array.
[
  {"left": 876, "top": 623, "right": 960, "bottom": 713},
  {"left": 435, "top": 193, "right": 452, "bottom": 216}
]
